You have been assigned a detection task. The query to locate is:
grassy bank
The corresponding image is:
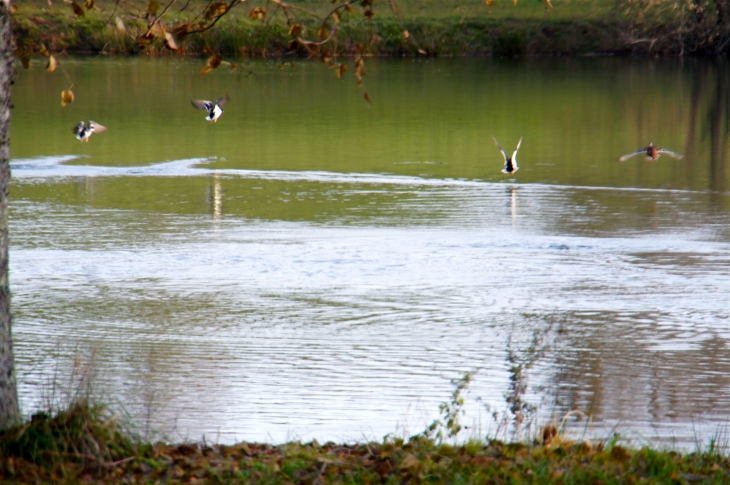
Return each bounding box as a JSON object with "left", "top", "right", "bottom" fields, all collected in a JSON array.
[
  {"left": 0, "top": 401, "right": 728, "bottom": 484},
  {"left": 10, "top": 0, "right": 730, "bottom": 57}
]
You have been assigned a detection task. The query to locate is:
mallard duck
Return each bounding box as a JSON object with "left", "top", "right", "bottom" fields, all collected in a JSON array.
[
  {"left": 191, "top": 96, "right": 230, "bottom": 123},
  {"left": 617, "top": 143, "right": 684, "bottom": 162},
  {"left": 493, "top": 136, "right": 523, "bottom": 175},
  {"left": 73, "top": 121, "right": 106, "bottom": 142}
]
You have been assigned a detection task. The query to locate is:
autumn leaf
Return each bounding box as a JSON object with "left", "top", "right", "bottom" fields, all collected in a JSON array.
[
  {"left": 16, "top": 47, "right": 31, "bottom": 68},
  {"left": 84, "top": 0, "right": 94, "bottom": 10},
  {"left": 248, "top": 7, "right": 266, "bottom": 19},
  {"left": 364, "top": 10, "right": 374, "bottom": 19},
  {"left": 403, "top": 30, "right": 410, "bottom": 39},
  {"left": 205, "top": 2, "right": 228, "bottom": 20},
  {"left": 61, "top": 87, "right": 75, "bottom": 106},
  {"left": 487, "top": 0, "right": 493, "bottom": 7},
  {"left": 47, "top": 55, "right": 57, "bottom": 72},
  {"left": 201, "top": 54, "right": 223, "bottom": 75},
  {"left": 512, "top": 0, "right": 517, "bottom": 5},
  {"left": 417, "top": 48, "right": 427, "bottom": 55},
  {"left": 149, "top": 21, "right": 167, "bottom": 38},
  {"left": 220, "top": 60, "right": 236, "bottom": 70},
  {"left": 389, "top": 0, "right": 399, "bottom": 14},
  {"left": 9, "top": 4, "right": 18, "bottom": 14},
  {"left": 317, "top": 25, "right": 328, "bottom": 40},
  {"left": 171, "top": 23, "right": 192, "bottom": 40},
  {"left": 331, "top": 11, "right": 341, "bottom": 23},
  {"left": 211, "top": 2, "right": 228, "bottom": 15},
  {"left": 70, "top": 1, "right": 85, "bottom": 17},
  {"left": 164, "top": 32, "right": 179, "bottom": 51},
  {"left": 288, "top": 24, "right": 303, "bottom": 37},
  {"left": 148, "top": 0, "right": 160, "bottom": 16},
  {"left": 135, "top": 32, "right": 156, "bottom": 49},
  {"left": 115, "top": 17, "right": 126, "bottom": 32},
  {"left": 336, "top": 63, "right": 348, "bottom": 79},
  {"left": 39, "top": 44, "right": 50, "bottom": 57}
]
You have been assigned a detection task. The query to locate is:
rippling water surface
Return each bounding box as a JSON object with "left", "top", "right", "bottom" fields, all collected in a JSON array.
[{"left": 9, "top": 58, "right": 730, "bottom": 447}]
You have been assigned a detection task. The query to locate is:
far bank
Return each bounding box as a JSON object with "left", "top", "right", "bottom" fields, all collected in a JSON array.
[{"left": 10, "top": 0, "right": 730, "bottom": 58}]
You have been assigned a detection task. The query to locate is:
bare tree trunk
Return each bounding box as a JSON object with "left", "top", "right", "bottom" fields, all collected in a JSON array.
[{"left": 0, "top": 0, "right": 20, "bottom": 428}]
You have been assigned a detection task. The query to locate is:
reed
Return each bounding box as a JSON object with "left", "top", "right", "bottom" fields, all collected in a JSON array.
[{"left": 0, "top": 399, "right": 138, "bottom": 468}]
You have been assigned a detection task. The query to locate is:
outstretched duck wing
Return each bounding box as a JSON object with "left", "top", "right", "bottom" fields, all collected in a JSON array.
[
  {"left": 215, "top": 95, "right": 230, "bottom": 107},
  {"left": 191, "top": 100, "right": 213, "bottom": 110},
  {"left": 492, "top": 136, "right": 508, "bottom": 163},
  {"left": 617, "top": 148, "right": 646, "bottom": 162},
  {"left": 658, "top": 148, "right": 684, "bottom": 159},
  {"left": 89, "top": 121, "right": 106, "bottom": 133},
  {"left": 511, "top": 136, "right": 523, "bottom": 166}
]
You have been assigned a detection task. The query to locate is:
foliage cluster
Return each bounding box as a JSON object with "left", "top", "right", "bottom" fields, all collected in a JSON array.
[{"left": 8, "top": 0, "right": 730, "bottom": 57}]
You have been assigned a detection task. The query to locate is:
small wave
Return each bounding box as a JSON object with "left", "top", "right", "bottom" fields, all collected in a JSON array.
[
  {"left": 9, "top": 155, "right": 717, "bottom": 195},
  {"left": 10, "top": 155, "right": 86, "bottom": 169}
]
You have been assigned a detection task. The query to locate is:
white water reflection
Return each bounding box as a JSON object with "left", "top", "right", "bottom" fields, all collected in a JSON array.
[
  {"left": 12, "top": 154, "right": 719, "bottom": 195},
  {"left": 10, "top": 155, "right": 729, "bottom": 447}
]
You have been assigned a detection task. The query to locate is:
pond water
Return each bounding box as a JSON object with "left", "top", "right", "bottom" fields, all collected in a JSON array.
[{"left": 9, "top": 57, "right": 730, "bottom": 447}]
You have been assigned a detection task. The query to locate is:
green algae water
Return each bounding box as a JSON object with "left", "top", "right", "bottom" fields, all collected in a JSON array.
[{"left": 9, "top": 57, "right": 730, "bottom": 447}]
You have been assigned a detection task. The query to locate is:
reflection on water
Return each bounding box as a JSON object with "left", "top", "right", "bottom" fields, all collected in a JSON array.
[
  {"left": 508, "top": 187, "right": 517, "bottom": 226},
  {"left": 8, "top": 58, "right": 730, "bottom": 447}
]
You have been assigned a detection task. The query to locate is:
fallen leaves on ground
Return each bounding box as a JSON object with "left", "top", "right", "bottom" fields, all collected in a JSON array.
[{"left": 1, "top": 436, "right": 728, "bottom": 484}]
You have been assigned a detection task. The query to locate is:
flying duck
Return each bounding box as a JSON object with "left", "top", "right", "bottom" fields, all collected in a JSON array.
[
  {"left": 493, "top": 136, "right": 523, "bottom": 175},
  {"left": 617, "top": 143, "right": 684, "bottom": 162},
  {"left": 73, "top": 121, "right": 106, "bottom": 142},
  {"left": 191, "top": 96, "right": 230, "bottom": 123}
]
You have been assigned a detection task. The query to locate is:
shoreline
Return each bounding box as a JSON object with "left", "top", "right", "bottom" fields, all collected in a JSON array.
[
  {"left": 1, "top": 401, "right": 728, "bottom": 484},
  {"left": 11, "top": 9, "right": 729, "bottom": 58}
]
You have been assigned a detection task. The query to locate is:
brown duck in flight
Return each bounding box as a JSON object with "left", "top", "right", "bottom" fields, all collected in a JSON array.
[{"left": 617, "top": 143, "right": 684, "bottom": 162}]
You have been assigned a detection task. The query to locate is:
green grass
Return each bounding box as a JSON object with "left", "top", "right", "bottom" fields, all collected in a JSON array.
[
  {"left": 9, "top": 0, "right": 729, "bottom": 56},
  {"left": 0, "top": 400, "right": 138, "bottom": 468},
  {"left": 0, "top": 400, "right": 728, "bottom": 484}
]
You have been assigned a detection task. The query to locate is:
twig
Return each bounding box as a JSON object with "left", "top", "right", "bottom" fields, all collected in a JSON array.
[
  {"left": 93, "top": 0, "right": 122, "bottom": 34},
  {"left": 107, "top": 456, "right": 137, "bottom": 467},
  {"left": 187, "top": 0, "right": 240, "bottom": 34},
  {"left": 174, "top": 0, "right": 193, "bottom": 16}
]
